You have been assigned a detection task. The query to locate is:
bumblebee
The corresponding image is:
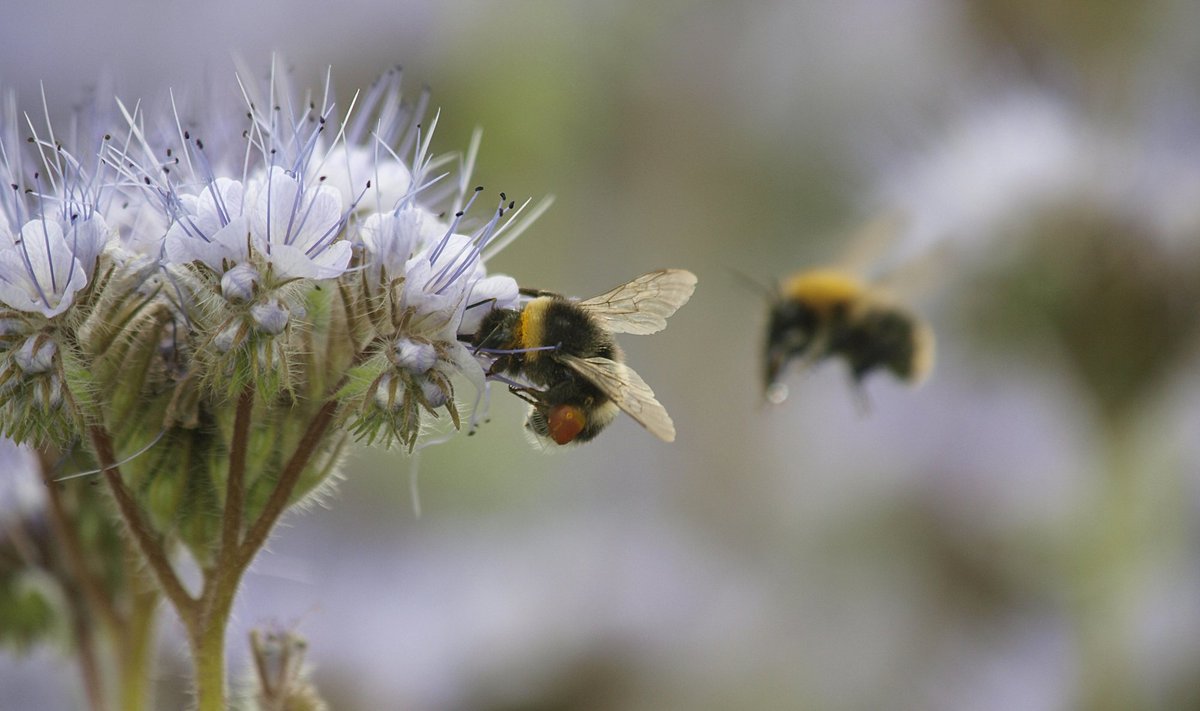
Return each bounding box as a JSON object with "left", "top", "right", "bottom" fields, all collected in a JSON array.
[
  {"left": 764, "top": 267, "right": 934, "bottom": 404},
  {"left": 469, "top": 269, "right": 696, "bottom": 445}
]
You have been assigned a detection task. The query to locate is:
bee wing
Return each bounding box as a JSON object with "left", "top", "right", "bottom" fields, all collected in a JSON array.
[
  {"left": 576, "top": 269, "right": 697, "bottom": 335},
  {"left": 558, "top": 354, "right": 676, "bottom": 442}
]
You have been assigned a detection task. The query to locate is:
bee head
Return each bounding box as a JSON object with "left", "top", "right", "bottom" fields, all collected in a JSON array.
[
  {"left": 764, "top": 298, "right": 819, "bottom": 392},
  {"left": 471, "top": 308, "right": 520, "bottom": 350}
]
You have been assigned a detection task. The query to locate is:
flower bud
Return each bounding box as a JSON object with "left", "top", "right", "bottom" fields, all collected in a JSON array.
[
  {"left": 221, "top": 264, "right": 260, "bottom": 303},
  {"left": 393, "top": 337, "right": 436, "bottom": 374},
  {"left": 420, "top": 375, "right": 450, "bottom": 408},
  {"left": 0, "top": 319, "right": 25, "bottom": 338},
  {"left": 373, "top": 372, "right": 398, "bottom": 410},
  {"left": 214, "top": 322, "right": 244, "bottom": 353},
  {"left": 250, "top": 300, "right": 290, "bottom": 335},
  {"left": 14, "top": 337, "right": 56, "bottom": 374}
]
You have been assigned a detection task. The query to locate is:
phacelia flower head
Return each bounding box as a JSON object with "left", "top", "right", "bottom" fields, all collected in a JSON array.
[{"left": 0, "top": 60, "right": 548, "bottom": 456}]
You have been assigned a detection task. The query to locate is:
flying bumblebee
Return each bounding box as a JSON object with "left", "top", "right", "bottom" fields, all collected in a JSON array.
[
  {"left": 468, "top": 269, "right": 697, "bottom": 445},
  {"left": 763, "top": 218, "right": 935, "bottom": 404}
]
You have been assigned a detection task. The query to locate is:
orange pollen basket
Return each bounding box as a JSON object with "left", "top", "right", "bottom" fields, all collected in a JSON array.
[{"left": 547, "top": 404, "right": 587, "bottom": 445}]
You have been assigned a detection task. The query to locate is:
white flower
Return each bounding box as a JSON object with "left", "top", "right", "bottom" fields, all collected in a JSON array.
[
  {"left": 0, "top": 214, "right": 108, "bottom": 317},
  {"left": 460, "top": 274, "right": 519, "bottom": 337},
  {"left": 400, "top": 235, "right": 478, "bottom": 337},
  {"left": 106, "top": 199, "right": 169, "bottom": 259},
  {"left": 360, "top": 207, "right": 444, "bottom": 279},
  {"left": 164, "top": 178, "right": 250, "bottom": 273},
  {"left": 250, "top": 167, "right": 351, "bottom": 280},
  {"left": 319, "top": 145, "right": 413, "bottom": 214}
]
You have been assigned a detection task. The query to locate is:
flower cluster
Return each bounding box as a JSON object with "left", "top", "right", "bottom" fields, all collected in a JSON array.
[
  {"left": 0, "top": 66, "right": 550, "bottom": 568},
  {"left": 0, "top": 64, "right": 554, "bottom": 708},
  {"left": 0, "top": 67, "right": 537, "bottom": 456}
]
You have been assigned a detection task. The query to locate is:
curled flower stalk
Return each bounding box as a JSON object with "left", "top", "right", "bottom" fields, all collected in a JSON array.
[{"left": 0, "top": 64, "right": 544, "bottom": 710}]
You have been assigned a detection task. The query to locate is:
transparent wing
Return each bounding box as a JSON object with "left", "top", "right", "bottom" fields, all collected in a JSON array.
[
  {"left": 576, "top": 269, "right": 697, "bottom": 335},
  {"left": 559, "top": 354, "right": 676, "bottom": 442}
]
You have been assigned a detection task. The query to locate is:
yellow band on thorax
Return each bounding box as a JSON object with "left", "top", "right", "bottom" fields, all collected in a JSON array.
[
  {"left": 781, "top": 270, "right": 865, "bottom": 311},
  {"left": 519, "top": 297, "right": 551, "bottom": 362}
]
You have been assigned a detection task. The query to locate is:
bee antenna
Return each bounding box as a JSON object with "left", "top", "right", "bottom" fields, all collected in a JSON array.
[
  {"left": 464, "top": 297, "right": 498, "bottom": 312},
  {"left": 727, "top": 267, "right": 776, "bottom": 301}
]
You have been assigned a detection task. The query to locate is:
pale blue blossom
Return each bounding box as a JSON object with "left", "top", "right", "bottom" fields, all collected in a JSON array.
[
  {"left": 164, "top": 177, "right": 250, "bottom": 273},
  {"left": 250, "top": 167, "right": 352, "bottom": 280},
  {"left": 0, "top": 214, "right": 108, "bottom": 318}
]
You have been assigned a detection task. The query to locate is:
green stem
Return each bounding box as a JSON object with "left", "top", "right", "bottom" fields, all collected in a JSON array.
[
  {"left": 70, "top": 592, "right": 108, "bottom": 711},
  {"left": 190, "top": 605, "right": 231, "bottom": 711},
  {"left": 91, "top": 426, "right": 197, "bottom": 617},
  {"left": 236, "top": 398, "right": 340, "bottom": 566},
  {"left": 1076, "top": 417, "right": 1143, "bottom": 711},
  {"left": 118, "top": 583, "right": 159, "bottom": 711}
]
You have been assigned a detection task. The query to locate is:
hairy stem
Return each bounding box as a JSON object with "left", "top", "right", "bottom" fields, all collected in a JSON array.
[
  {"left": 90, "top": 426, "right": 196, "bottom": 618},
  {"left": 221, "top": 386, "right": 255, "bottom": 556},
  {"left": 70, "top": 600, "right": 108, "bottom": 711},
  {"left": 36, "top": 452, "right": 123, "bottom": 633},
  {"left": 189, "top": 608, "right": 230, "bottom": 711},
  {"left": 236, "top": 398, "right": 340, "bottom": 566},
  {"left": 118, "top": 576, "right": 160, "bottom": 711}
]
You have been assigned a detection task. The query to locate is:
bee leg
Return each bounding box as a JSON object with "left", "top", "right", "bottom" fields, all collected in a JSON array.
[{"left": 506, "top": 384, "right": 547, "bottom": 408}]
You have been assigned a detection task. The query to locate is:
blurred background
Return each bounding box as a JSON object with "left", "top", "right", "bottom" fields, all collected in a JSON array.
[{"left": 4, "top": 0, "right": 1200, "bottom": 709}]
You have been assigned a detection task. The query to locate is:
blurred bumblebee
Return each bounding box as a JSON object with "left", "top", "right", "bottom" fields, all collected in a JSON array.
[
  {"left": 469, "top": 269, "right": 697, "bottom": 445},
  {"left": 763, "top": 218, "right": 935, "bottom": 404}
]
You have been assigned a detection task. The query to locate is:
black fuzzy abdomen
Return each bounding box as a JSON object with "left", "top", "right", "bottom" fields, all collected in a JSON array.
[
  {"left": 836, "top": 308, "right": 917, "bottom": 382},
  {"left": 524, "top": 299, "right": 618, "bottom": 392}
]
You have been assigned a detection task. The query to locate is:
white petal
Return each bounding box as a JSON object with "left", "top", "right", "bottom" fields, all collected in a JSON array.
[
  {"left": 253, "top": 167, "right": 344, "bottom": 251},
  {"left": 66, "top": 214, "right": 110, "bottom": 278},
  {"left": 267, "top": 241, "right": 351, "bottom": 280},
  {"left": 320, "top": 145, "right": 413, "bottom": 212},
  {"left": 459, "top": 274, "right": 519, "bottom": 336},
  {"left": 19, "top": 220, "right": 77, "bottom": 299},
  {"left": 165, "top": 215, "right": 250, "bottom": 272}
]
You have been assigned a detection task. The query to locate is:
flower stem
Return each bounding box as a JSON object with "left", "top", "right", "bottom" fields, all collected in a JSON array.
[
  {"left": 189, "top": 608, "right": 230, "bottom": 711},
  {"left": 90, "top": 426, "right": 197, "bottom": 617},
  {"left": 221, "top": 386, "right": 254, "bottom": 556},
  {"left": 117, "top": 582, "right": 159, "bottom": 711},
  {"left": 70, "top": 602, "right": 108, "bottom": 711},
  {"left": 236, "top": 398, "right": 340, "bottom": 566},
  {"left": 36, "top": 451, "right": 122, "bottom": 631}
]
